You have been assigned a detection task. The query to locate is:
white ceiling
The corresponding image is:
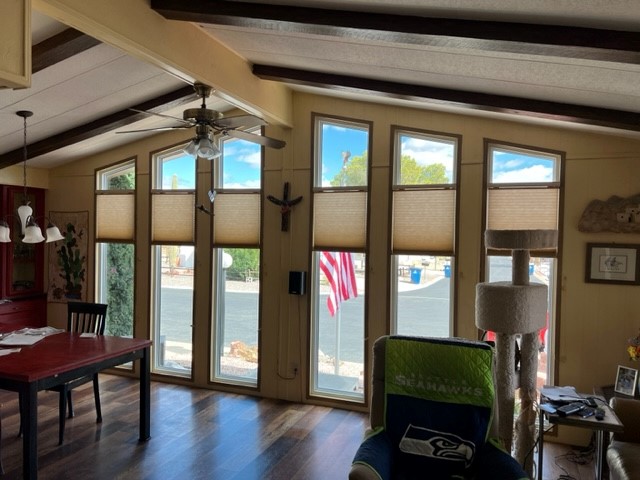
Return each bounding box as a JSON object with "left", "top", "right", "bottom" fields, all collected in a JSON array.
[{"left": 1, "top": 2, "right": 640, "bottom": 168}]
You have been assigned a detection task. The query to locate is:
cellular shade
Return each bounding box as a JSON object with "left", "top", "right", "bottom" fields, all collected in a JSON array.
[
  {"left": 96, "top": 192, "right": 135, "bottom": 241},
  {"left": 392, "top": 189, "right": 455, "bottom": 253},
  {"left": 151, "top": 192, "right": 195, "bottom": 243},
  {"left": 213, "top": 192, "right": 260, "bottom": 246},
  {"left": 313, "top": 190, "right": 367, "bottom": 250},
  {"left": 488, "top": 188, "right": 559, "bottom": 230}
]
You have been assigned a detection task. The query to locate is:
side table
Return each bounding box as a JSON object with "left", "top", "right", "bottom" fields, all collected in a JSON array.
[{"left": 538, "top": 393, "right": 624, "bottom": 480}]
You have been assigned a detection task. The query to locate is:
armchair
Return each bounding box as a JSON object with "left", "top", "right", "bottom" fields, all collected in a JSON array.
[{"left": 350, "top": 335, "right": 527, "bottom": 479}]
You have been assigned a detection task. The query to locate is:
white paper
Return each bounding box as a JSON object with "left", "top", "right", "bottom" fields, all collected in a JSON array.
[
  {"left": 0, "top": 334, "right": 46, "bottom": 346},
  {"left": 540, "top": 385, "right": 580, "bottom": 402},
  {"left": 0, "top": 348, "right": 21, "bottom": 356},
  {"left": 17, "top": 326, "right": 64, "bottom": 337}
]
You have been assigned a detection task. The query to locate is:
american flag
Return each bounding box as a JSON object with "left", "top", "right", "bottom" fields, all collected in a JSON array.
[{"left": 319, "top": 251, "right": 358, "bottom": 316}]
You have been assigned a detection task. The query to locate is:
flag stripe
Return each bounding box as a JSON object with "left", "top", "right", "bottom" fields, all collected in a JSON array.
[{"left": 319, "top": 251, "right": 358, "bottom": 316}]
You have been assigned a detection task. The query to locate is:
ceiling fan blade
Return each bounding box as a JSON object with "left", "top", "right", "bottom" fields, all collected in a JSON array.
[
  {"left": 225, "top": 129, "right": 286, "bottom": 149},
  {"left": 215, "top": 114, "right": 267, "bottom": 129},
  {"left": 116, "top": 125, "right": 193, "bottom": 134},
  {"left": 129, "top": 108, "right": 194, "bottom": 126}
]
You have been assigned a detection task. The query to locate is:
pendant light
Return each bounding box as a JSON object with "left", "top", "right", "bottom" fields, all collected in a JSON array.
[
  {"left": 16, "top": 111, "right": 34, "bottom": 234},
  {"left": 0, "top": 111, "right": 65, "bottom": 244}
]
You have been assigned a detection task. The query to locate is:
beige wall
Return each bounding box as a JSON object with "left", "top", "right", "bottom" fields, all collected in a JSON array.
[{"left": 43, "top": 92, "right": 640, "bottom": 441}]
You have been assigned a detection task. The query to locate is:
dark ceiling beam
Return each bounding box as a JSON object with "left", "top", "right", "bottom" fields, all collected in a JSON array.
[
  {"left": 152, "top": 0, "right": 640, "bottom": 64},
  {"left": 253, "top": 64, "right": 640, "bottom": 133},
  {"left": 32, "top": 28, "right": 101, "bottom": 74},
  {"left": 0, "top": 86, "right": 196, "bottom": 169}
]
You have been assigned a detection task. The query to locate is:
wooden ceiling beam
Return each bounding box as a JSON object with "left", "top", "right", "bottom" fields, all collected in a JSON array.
[
  {"left": 0, "top": 86, "right": 195, "bottom": 169},
  {"left": 152, "top": 0, "right": 640, "bottom": 64},
  {"left": 32, "top": 28, "right": 101, "bottom": 73},
  {"left": 253, "top": 64, "right": 640, "bottom": 133}
]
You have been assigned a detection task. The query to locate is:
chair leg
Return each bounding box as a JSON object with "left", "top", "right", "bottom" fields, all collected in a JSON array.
[
  {"left": 93, "top": 375, "right": 102, "bottom": 423},
  {"left": 59, "top": 388, "right": 68, "bottom": 445}
]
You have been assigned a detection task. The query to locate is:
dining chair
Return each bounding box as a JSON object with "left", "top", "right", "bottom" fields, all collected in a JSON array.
[{"left": 50, "top": 301, "right": 108, "bottom": 445}]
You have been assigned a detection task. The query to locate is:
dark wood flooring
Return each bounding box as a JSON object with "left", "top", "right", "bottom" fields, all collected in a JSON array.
[{"left": 0, "top": 375, "right": 597, "bottom": 479}]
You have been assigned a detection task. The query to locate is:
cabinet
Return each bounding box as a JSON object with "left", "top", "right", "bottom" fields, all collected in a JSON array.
[{"left": 0, "top": 185, "right": 47, "bottom": 328}]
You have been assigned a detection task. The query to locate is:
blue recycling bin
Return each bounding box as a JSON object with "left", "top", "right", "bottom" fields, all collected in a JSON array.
[
  {"left": 410, "top": 267, "right": 422, "bottom": 284},
  {"left": 444, "top": 264, "right": 451, "bottom": 278}
]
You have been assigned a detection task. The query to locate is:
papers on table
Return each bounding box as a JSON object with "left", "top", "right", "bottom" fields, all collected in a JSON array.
[
  {"left": 0, "top": 334, "right": 46, "bottom": 346},
  {"left": 0, "top": 348, "right": 21, "bottom": 356},
  {"left": 0, "top": 326, "right": 64, "bottom": 347},
  {"left": 540, "top": 385, "right": 581, "bottom": 403}
]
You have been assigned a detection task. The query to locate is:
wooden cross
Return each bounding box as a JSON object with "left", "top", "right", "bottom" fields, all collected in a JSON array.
[{"left": 267, "top": 182, "right": 303, "bottom": 232}]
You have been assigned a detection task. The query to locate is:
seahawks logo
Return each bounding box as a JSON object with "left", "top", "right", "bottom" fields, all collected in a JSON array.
[{"left": 398, "top": 424, "right": 475, "bottom": 467}]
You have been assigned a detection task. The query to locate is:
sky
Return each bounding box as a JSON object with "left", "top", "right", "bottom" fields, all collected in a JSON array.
[
  {"left": 162, "top": 126, "right": 558, "bottom": 189},
  {"left": 160, "top": 136, "right": 261, "bottom": 189}
]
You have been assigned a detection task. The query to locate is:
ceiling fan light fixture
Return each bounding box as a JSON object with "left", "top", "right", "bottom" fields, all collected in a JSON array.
[
  {"left": 196, "top": 136, "right": 221, "bottom": 160},
  {"left": 184, "top": 139, "right": 198, "bottom": 156}
]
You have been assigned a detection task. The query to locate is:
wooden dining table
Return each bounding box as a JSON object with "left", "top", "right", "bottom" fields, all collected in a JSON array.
[{"left": 0, "top": 331, "right": 151, "bottom": 479}]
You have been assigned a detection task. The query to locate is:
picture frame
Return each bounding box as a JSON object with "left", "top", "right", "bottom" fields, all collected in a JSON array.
[
  {"left": 614, "top": 365, "right": 638, "bottom": 396},
  {"left": 585, "top": 243, "right": 640, "bottom": 285}
]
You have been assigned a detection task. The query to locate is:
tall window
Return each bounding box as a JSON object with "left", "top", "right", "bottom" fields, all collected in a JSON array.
[
  {"left": 484, "top": 142, "right": 563, "bottom": 387},
  {"left": 390, "top": 128, "right": 460, "bottom": 336},
  {"left": 151, "top": 145, "right": 196, "bottom": 377},
  {"left": 95, "top": 159, "right": 136, "bottom": 338},
  {"left": 311, "top": 115, "right": 370, "bottom": 402},
  {"left": 211, "top": 130, "right": 262, "bottom": 386}
]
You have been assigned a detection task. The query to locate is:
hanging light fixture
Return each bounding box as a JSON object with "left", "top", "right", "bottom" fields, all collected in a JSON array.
[
  {"left": 17, "top": 110, "right": 34, "bottom": 234},
  {"left": 183, "top": 124, "right": 221, "bottom": 160},
  {"left": 0, "top": 111, "right": 65, "bottom": 244}
]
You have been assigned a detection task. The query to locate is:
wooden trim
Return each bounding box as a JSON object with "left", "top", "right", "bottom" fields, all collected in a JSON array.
[
  {"left": 0, "top": 86, "right": 196, "bottom": 169},
  {"left": 151, "top": 0, "right": 640, "bottom": 63},
  {"left": 32, "top": 28, "right": 101, "bottom": 74},
  {"left": 253, "top": 64, "right": 640, "bottom": 133}
]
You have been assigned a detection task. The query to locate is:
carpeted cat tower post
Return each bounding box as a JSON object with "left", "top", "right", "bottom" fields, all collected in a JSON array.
[{"left": 475, "top": 229, "right": 557, "bottom": 476}]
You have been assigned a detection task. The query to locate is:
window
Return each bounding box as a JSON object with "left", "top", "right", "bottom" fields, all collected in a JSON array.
[
  {"left": 390, "top": 128, "right": 460, "bottom": 336},
  {"left": 150, "top": 145, "right": 196, "bottom": 377},
  {"left": 95, "top": 159, "right": 135, "bottom": 338},
  {"left": 484, "top": 142, "right": 563, "bottom": 388},
  {"left": 211, "top": 130, "right": 262, "bottom": 386},
  {"left": 310, "top": 115, "right": 370, "bottom": 402}
]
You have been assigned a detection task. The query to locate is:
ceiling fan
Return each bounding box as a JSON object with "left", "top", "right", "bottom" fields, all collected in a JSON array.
[{"left": 117, "top": 83, "right": 286, "bottom": 159}]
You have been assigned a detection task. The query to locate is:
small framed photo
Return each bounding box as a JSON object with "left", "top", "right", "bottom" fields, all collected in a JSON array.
[
  {"left": 585, "top": 243, "right": 640, "bottom": 285},
  {"left": 614, "top": 365, "right": 638, "bottom": 396}
]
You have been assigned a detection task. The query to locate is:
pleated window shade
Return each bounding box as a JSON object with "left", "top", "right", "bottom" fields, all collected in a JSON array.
[
  {"left": 392, "top": 189, "right": 455, "bottom": 252},
  {"left": 213, "top": 192, "right": 261, "bottom": 246},
  {"left": 96, "top": 192, "right": 135, "bottom": 241},
  {"left": 487, "top": 188, "right": 559, "bottom": 230},
  {"left": 151, "top": 192, "right": 195, "bottom": 243},
  {"left": 313, "top": 191, "right": 367, "bottom": 249}
]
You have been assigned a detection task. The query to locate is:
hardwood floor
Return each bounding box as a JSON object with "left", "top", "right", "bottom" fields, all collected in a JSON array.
[{"left": 0, "top": 375, "right": 599, "bottom": 479}]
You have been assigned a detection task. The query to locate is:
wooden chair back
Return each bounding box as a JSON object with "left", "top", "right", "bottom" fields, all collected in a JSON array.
[{"left": 67, "top": 302, "right": 108, "bottom": 335}]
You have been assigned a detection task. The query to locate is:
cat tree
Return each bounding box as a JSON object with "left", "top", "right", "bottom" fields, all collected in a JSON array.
[{"left": 475, "top": 229, "right": 558, "bottom": 475}]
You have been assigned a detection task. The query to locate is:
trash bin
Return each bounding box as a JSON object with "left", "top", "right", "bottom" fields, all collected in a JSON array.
[
  {"left": 410, "top": 267, "right": 422, "bottom": 284},
  {"left": 444, "top": 264, "right": 451, "bottom": 278}
]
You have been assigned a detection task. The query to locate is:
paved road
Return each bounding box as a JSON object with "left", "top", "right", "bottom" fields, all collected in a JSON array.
[{"left": 159, "top": 277, "right": 451, "bottom": 363}]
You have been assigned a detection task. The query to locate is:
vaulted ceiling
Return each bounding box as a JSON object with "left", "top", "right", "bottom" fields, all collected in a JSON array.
[{"left": 1, "top": 1, "right": 640, "bottom": 169}]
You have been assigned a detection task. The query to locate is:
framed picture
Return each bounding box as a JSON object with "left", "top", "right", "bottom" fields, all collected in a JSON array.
[
  {"left": 585, "top": 243, "right": 640, "bottom": 285},
  {"left": 614, "top": 365, "right": 638, "bottom": 396}
]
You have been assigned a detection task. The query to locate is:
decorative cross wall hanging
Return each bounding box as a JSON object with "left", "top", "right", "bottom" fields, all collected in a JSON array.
[{"left": 267, "top": 182, "right": 303, "bottom": 232}]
